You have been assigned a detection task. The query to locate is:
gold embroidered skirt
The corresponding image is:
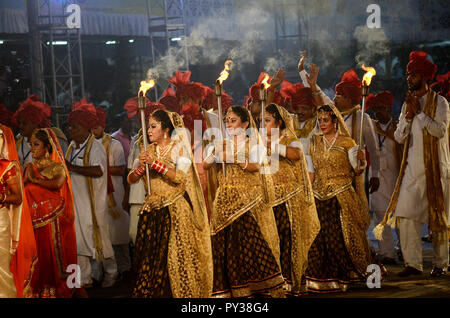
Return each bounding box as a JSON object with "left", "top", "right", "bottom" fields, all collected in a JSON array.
[
  {"left": 272, "top": 203, "right": 293, "bottom": 294},
  {"left": 211, "top": 211, "right": 285, "bottom": 298},
  {"left": 304, "top": 197, "right": 363, "bottom": 293},
  {"left": 132, "top": 206, "right": 172, "bottom": 298}
]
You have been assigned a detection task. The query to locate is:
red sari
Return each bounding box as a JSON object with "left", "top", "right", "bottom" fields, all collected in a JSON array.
[
  {"left": 24, "top": 128, "right": 77, "bottom": 298},
  {"left": 0, "top": 124, "right": 38, "bottom": 298}
]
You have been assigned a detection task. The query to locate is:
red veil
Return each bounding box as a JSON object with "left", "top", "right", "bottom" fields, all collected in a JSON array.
[{"left": 25, "top": 128, "right": 77, "bottom": 297}]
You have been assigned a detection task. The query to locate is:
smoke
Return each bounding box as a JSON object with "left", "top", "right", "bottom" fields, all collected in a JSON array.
[
  {"left": 353, "top": 26, "right": 391, "bottom": 67},
  {"left": 147, "top": 3, "right": 275, "bottom": 82}
]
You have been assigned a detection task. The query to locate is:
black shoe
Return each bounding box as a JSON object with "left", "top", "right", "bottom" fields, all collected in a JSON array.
[
  {"left": 430, "top": 267, "right": 446, "bottom": 278},
  {"left": 397, "top": 266, "right": 422, "bottom": 277}
]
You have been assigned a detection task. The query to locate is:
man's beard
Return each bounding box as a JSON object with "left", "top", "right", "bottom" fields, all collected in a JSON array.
[{"left": 408, "top": 81, "right": 421, "bottom": 91}]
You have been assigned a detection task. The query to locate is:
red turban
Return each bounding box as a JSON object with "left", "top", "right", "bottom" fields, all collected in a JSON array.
[
  {"left": 431, "top": 71, "right": 450, "bottom": 100},
  {"left": 0, "top": 104, "right": 13, "bottom": 127},
  {"left": 202, "top": 87, "right": 233, "bottom": 111},
  {"left": 12, "top": 94, "right": 51, "bottom": 128},
  {"left": 335, "top": 69, "right": 362, "bottom": 104},
  {"left": 366, "top": 91, "right": 394, "bottom": 110},
  {"left": 406, "top": 51, "right": 437, "bottom": 81},
  {"left": 180, "top": 101, "right": 206, "bottom": 132},
  {"left": 280, "top": 80, "right": 315, "bottom": 112},
  {"left": 168, "top": 71, "right": 206, "bottom": 102},
  {"left": 67, "top": 97, "right": 98, "bottom": 130},
  {"left": 95, "top": 106, "right": 107, "bottom": 128},
  {"left": 123, "top": 97, "right": 165, "bottom": 120}
]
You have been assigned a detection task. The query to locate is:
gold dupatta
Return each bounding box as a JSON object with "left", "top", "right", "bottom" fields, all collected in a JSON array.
[
  {"left": 375, "top": 90, "right": 448, "bottom": 241},
  {"left": 271, "top": 104, "right": 320, "bottom": 295},
  {"left": 294, "top": 115, "right": 317, "bottom": 139},
  {"left": 162, "top": 111, "right": 213, "bottom": 298}
]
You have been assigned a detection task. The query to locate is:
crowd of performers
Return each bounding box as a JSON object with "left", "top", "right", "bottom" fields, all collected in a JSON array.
[{"left": 0, "top": 50, "right": 449, "bottom": 298}]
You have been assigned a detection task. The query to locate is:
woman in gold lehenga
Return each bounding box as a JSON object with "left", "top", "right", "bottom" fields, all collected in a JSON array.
[
  {"left": 127, "top": 109, "right": 212, "bottom": 298},
  {"left": 203, "top": 105, "right": 285, "bottom": 298},
  {"left": 262, "top": 103, "right": 320, "bottom": 296},
  {"left": 303, "top": 105, "right": 374, "bottom": 293}
]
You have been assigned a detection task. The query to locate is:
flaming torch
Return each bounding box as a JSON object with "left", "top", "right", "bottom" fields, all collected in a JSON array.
[
  {"left": 138, "top": 78, "right": 156, "bottom": 194},
  {"left": 358, "top": 65, "right": 376, "bottom": 168},
  {"left": 214, "top": 60, "right": 232, "bottom": 176},
  {"left": 259, "top": 73, "right": 270, "bottom": 129}
]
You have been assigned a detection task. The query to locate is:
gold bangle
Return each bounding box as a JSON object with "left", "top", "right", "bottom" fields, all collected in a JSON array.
[{"left": 242, "top": 160, "right": 249, "bottom": 170}]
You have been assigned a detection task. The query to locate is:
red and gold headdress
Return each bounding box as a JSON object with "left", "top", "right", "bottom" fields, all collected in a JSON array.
[
  {"left": 280, "top": 79, "right": 315, "bottom": 112},
  {"left": 335, "top": 68, "right": 362, "bottom": 104},
  {"left": 406, "top": 51, "right": 437, "bottom": 81},
  {"left": 366, "top": 90, "right": 394, "bottom": 111},
  {"left": 12, "top": 94, "right": 51, "bottom": 128},
  {"left": 67, "top": 97, "right": 98, "bottom": 130}
]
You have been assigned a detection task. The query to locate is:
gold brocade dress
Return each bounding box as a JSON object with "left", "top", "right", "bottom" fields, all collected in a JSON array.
[
  {"left": 132, "top": 142, "right": 212, "bottom": 298},
  {"left": 209, "top": 139, "right": 285, "bottom": 298},
  {"left": 268, "top": 134, "right": 319, "bottom": 296},
  {"left": 305, "top": 134, "right": 373, "bottom": 293}
]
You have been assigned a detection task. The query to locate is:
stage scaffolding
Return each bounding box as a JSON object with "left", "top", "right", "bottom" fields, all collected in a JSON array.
[{"left": 146, "top": 0, "right": 189, "bottom": 99}]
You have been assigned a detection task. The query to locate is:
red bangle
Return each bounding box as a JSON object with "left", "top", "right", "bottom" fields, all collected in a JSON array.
[
  {"left": 134, "top": 165, "right": 145, "bottom": 177},
  {"left": 151, "top": 160, "right": 167, "bottom": 174}
]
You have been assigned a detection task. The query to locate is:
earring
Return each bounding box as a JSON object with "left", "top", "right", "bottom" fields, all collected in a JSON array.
[
  {"left": 164, "top": 133, "right": 167, "bottom": 140},
  {"left": 45, "top": 151, "right": 50, "bottom": 158}
]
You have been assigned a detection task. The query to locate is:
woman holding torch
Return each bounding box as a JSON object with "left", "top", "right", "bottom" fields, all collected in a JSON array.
[
  {"left": 203, "top": 105, "right": 285, "bottom": 298},
  {"left": 128, "top": 109, "right": 212, "bottom": 298}
]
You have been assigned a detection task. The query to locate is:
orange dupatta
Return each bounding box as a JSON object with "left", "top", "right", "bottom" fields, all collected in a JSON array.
[{"left": 0, "top": 124, "right": 38, "bottom": 298}]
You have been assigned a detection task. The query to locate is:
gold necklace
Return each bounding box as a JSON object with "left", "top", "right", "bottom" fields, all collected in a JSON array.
[
  {"left": 323, "top": 131, "right": 339, "bottom": 152},
  {"left": 156, "top": 140, "right": 174, "bottom": 158}
]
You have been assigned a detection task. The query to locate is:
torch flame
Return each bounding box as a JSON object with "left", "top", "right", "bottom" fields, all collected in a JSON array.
[
  {"left": 362, "top": 64, "right": 376, "bottom": 86},
  {"left": 261, "top": 73, "right": 271, "bottom": 89},
  {"left": 217, "top": 60, "right": 233, "bottom": 84},
  {"left": 139, "top": 79, "right": 155, "bottom": 97}
]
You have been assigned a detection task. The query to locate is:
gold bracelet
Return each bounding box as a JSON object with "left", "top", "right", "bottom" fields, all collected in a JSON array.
[{"left": 242, "top": 160, "right": 249, "bottom": 170}]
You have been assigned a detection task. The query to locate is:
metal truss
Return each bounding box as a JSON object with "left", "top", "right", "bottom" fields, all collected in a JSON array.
[
  {"left": 29, "top": 0, "right": 85, "bottom": 127},
  {"left": 146, "top": 0, "right": 189, "bottom": 99}
]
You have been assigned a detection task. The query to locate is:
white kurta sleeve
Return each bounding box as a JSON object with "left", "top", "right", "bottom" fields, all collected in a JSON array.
[
  {"left": 395, "top": 103, "right": 413, "bottom": 144},
  {"left": 415, "top": 96, "right": 449, "bottom": 139},
  {"left": 89, "top": 140, "right": 107, "bottom": 174},
  {"left": 176, "top": 156, "right": 192, "bottom": 173},
  {"left": 127, "top": 137, "right": 139, "bottom": 169},
  {"left": 299, "top": 70, "right": 335, "bottom": 106},
  {"left": 348, "top": 145, "right": 367, "bottom": 170},
  {"left": 110, "top": 139, "right": 126, "bottom": 167},
  {"left": 362, "top": 112, "right": 380, "bottom": 178},
  {"left": 302, "top": 137, "right": 315, "bottom": 173}
]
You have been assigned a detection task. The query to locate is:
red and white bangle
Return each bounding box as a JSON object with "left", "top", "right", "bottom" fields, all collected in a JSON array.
[
  {"left": 134, "top": 165, "right": 145, "bottom": 177},
  {"left": 151, "top": 160, "right": 169, "bottom": 175}
]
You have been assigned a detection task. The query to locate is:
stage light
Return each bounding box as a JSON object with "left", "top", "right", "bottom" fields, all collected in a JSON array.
[
  {"left": 171, "top": 37, "right": 182, "bottom": 42},
  {"left": 46, "top": 41, "right": 68, "bottom": 45},
  {"left": 129, "top": 39, "right": 135, "bottom": 43},
  {"left": 106, "top": 41, "right": 117, "bottom": 45}
]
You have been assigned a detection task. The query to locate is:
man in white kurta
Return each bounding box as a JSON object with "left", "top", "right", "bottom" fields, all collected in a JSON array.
[
  {"left": 367, "top": 91, "right": 401, "bottom": 262},
  {"left": 66, "top": 105, "right": 117, "bottom": 288},
  {"left": 394, "top": 52, "right": 450, "bottom": 277},
  {"left": 394, "top": 93, "right": 449, "bottom": 274}
]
